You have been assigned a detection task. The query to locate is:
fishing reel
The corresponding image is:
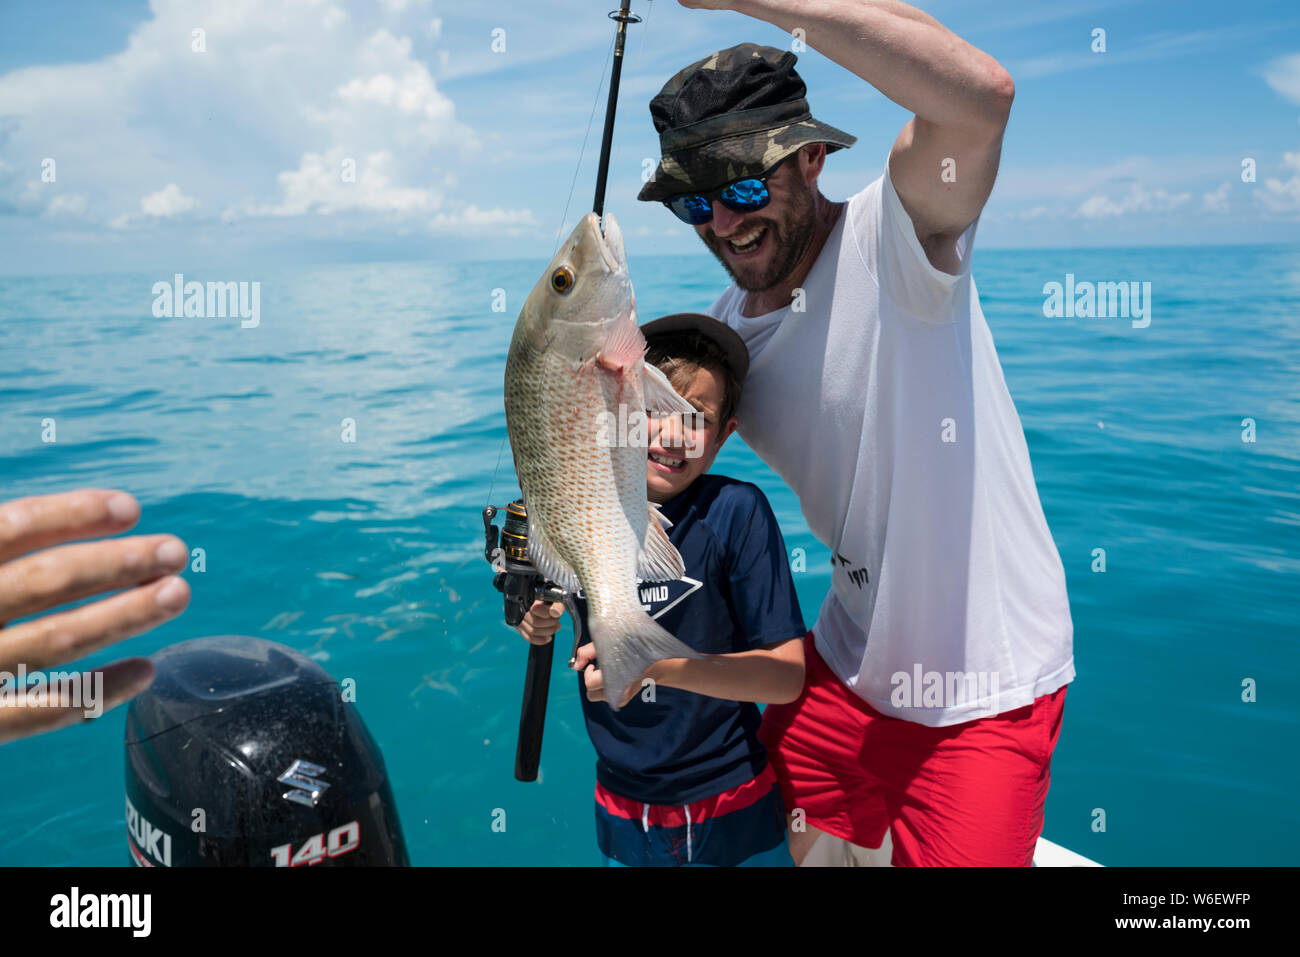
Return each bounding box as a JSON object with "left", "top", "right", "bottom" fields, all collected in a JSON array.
[
  {"left": 482, "top": 499, "right": 585, "bottom": 782},
  {"left": 483, "top": 500, "right": 565, "bottom": 627}
]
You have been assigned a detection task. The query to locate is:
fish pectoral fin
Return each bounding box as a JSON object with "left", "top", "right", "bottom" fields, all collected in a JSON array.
[
  {"left": 526, "top": 517, "right": 581, "bottom": 593},
  {"left": 642, "top": 363, "right": 697, "bottom": 416},
  {"left": 637, "top": 504, "right": 685, "bottom": 583},
  {"left": 595, "top": 313, "right": 646, "bottom": 376}
]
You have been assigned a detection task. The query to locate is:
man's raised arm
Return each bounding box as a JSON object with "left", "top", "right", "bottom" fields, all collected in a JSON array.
[{"left": 680, "top": 0, "right": 1014, "bottom": 272}]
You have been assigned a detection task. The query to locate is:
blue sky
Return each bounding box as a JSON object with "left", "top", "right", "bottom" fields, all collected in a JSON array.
[{"left": 0, "top": 0, "right": 1297, "bottom": 274}]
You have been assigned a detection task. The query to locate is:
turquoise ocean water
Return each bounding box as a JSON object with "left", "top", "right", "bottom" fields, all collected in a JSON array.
[{"left": 0, "top": 244, "right": 1297, "bottom": 865}]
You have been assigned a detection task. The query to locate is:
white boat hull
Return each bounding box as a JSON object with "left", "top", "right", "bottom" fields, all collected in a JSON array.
[{"left": 798, "top": 830, "right": 1101, "bottom": 867}]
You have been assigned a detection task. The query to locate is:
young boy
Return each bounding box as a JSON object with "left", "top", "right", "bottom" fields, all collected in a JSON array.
[{"left": 517, "top": 313, "right": 808, "bottom": 867}]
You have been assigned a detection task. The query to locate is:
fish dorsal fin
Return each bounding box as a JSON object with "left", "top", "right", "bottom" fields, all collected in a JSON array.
[
  {"left": 637, "top": 503, "right": 685, "bottom": 584},
  {"left": 527, "top": 517, "right": 581, "bottom": 594},
  {"left": 643, "top": 363, "right": 697, "bottom": 416}
]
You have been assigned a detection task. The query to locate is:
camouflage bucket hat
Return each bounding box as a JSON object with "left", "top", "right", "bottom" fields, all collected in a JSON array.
[{"left": 637, "top": 42, "right": 856, "bottom": 204}]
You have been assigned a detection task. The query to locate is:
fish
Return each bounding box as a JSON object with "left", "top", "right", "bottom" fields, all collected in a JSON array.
[{"left": 504, "top": 212, "right": 702, "bottom": 710}]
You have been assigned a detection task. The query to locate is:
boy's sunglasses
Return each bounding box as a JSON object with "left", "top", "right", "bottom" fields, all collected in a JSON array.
[{"left": 662, "top": 157, "right": 787, "bottom": 226}]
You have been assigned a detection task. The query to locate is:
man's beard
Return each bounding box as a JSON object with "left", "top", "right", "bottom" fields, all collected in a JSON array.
[{"left": 702, "top": 181, "right": 816, "bottom": 293}]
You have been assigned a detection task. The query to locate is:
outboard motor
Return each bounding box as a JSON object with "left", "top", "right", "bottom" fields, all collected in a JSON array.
[{"left": 124, "top": 635, "right": 409, "bottom": 866}]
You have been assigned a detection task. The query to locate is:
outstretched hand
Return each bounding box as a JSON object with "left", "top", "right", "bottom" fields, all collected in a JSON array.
[{"left": 0, "top": 489, "right": 190, "bottom": 745}]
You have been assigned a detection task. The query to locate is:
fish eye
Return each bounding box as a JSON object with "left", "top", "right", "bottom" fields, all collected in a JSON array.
[{"left": 551, "top": 266, "right": 575, "bottom": 294}]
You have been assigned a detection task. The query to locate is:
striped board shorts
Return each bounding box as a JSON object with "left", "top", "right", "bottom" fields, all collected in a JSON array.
[{"left": 595, "top": 763, "right": 794, "bottom": 867}]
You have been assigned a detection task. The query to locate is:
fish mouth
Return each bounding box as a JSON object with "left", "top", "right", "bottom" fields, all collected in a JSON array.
[{"left": 588, "top": 212, "right": 627, "bottom": 274}]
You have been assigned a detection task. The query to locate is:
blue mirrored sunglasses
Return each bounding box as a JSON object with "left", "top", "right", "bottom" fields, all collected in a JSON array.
[{"left": 663, "top": 158, "right": 787, "bottom": 226}]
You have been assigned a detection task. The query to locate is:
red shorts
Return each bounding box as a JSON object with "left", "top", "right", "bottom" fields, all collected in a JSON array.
[{"left": 759, "top": 631, "right": 1067, "bottom": 867}]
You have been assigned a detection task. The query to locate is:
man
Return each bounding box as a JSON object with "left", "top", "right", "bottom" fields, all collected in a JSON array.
[
  {"left": 0, "top": 489, "right": 189, "bottom": 744},
  {"left": 640, "top": 2, "right": 1074, "bottom": 866}
]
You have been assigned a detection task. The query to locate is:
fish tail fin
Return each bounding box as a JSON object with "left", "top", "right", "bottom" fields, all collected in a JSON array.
[{"left": 589, "top": 609, "right": 701, "bottom": 712}]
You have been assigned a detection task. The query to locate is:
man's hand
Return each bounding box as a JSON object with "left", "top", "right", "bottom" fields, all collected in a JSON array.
[
  {"left": 516, "top": 599, "right": 563, "bottom": 645},
  {"left": 0, "top": 489, "right": 191, "bottom": 746}
]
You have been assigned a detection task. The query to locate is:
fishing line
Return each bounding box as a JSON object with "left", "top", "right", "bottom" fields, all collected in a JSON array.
[
  {"left": 634, "top": 0, "right": 653, "bottom": 72},
  {"left": 484, "top": 433, "right": 508, "bottom": 511},
  {"left": 553, "top": 32, "right": 616, "bottom": 256}
]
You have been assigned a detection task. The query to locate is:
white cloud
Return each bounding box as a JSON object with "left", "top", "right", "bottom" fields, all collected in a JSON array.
[
  {"left": 1009, "top": 24, "right": 1272, "bottom": 80},
  {"left": 946, "top": 0, "right": 1132, "bottom": 34},
  {"left": 381, "top": 0, "right": 430, "bottom": 13},
  {"left": 244, "top": 149, "right": 439, "bottom": 217},
  {"left": 1202, "top": 182, "right": 1231, "bottom": 213},
  {"left": 0, "top": 2, "right": 512, "bottom": 240},
  {"left": 430, "top": 204, "right": 538, "bottom": 235},
  {"left": 1075, "top": 184, "right": 1191, "bottom": 218},
  {"left": 1012, "top": 204, "right": 1050, "bottom": 221},
  {"left": 46, "top": 193, "right": 88, "bottom": 217},
  {"left": 995, "top": 155, "right": 1224, "bottom": 204},
  {"left": 1257, "top": 151, "right": 1300, "bottom": 214},
  {"left": 108, "top": 182, "right": 198, "bottom": 228},
  {"left": 334, "top": 34, "right": 454, "bottom": 121},
  {"left": 1262, "top": 53, "right": 1300, "bottom": 106},
  {"left": 141, "top": 183, "right": 197, "bottom": 217}
]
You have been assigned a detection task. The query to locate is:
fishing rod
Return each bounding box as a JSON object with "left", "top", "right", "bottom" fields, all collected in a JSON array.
[
  {"left": 483, "top": 0, "right": 650, "bottom": 784},
  {"left": 594, "top": 0, "right": 643, "bottom": 224}
]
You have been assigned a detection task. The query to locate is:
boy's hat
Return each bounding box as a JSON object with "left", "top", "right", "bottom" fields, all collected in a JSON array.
[
  {"left": 637, "top": 42, "right": 856, "bottom": 203},
  {"left": 641, "top": 312, "right": 750, "bottom": 383}
]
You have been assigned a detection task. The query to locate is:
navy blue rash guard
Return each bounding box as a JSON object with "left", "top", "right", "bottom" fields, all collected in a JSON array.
[{"left": 574, "top": 473, "right": 806, "bottom": 806}]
